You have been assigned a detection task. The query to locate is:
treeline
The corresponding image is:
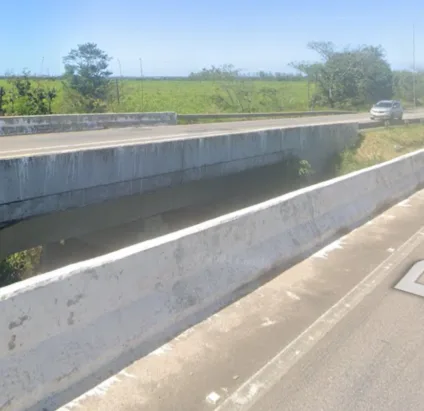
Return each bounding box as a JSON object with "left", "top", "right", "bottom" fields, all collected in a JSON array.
[
  {"left": 191, "top": 48, "right": 421, "bottom": 108},
  {"left": 0, "top": 73, "right": 305, "bottom": 81},
  {"left": 188, "top": 66, "right": 304, "bottom": 81},
  {"left": 0, "top": 40, "right": 422, "bottom": 115}
]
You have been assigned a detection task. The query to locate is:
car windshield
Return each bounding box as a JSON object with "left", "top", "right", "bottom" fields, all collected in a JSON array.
[{"left": 375, "top": 102, "right": 393, "bottom": 108}]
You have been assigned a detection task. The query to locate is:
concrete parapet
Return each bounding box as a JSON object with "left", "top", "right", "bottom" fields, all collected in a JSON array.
[
  {"left": 1, "top": 146, "right": 424, "bottom": 410},
  {"left": 0, "top": 112, "right": 177, "bottom": 136}
]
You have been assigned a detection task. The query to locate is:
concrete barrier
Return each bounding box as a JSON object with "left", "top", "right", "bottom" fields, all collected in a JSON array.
[
  {"left": 0, "top": 111, "right": 353, "bottom": 136},
  {"left": 2, "top": 146, "right": 424, "bottom": 410},
  {"left": 0, "top": 123, "right": 359, "bottom": 226},
  {"left": 0, "top": 112, "right": 177, "bottom": 136},
  {"left": 178, "top": 110, "right": 355, "bottom": 122}
]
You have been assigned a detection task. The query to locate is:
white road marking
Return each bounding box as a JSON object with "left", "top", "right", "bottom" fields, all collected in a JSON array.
[
  {"left": 394, "top": 259, "right": 424, "bottom": 297},
  {"left": 214, "top": 226, "right": 424, "bottom": 411}
]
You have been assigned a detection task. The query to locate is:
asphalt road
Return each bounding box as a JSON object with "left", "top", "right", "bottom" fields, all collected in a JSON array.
[
  {"left": 59, "top": 188, "right": 424, "bottom": 411},
  {"left": 2, "top": 111, "right": 424, "bottom": 159}
]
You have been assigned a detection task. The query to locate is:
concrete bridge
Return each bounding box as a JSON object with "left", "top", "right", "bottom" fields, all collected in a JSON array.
[
  {"left": 0, "top": 113, "right": 369, "bottom": 264},
  {"left": 1, "top": 111, "right": 424, "bottom": 411}
]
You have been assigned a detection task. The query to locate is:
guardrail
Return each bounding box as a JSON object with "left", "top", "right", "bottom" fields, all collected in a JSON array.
[{"left": 178, "top": 110, "right": 355, "bottom": 123}]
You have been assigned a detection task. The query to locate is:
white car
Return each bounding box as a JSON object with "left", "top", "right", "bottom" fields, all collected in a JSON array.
[{"left": 370, "top": 100, "right": 403, "bottom": 120}]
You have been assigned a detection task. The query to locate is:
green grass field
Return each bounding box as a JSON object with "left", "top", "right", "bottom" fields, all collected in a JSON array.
[{"left": 0, "top": 78, "right": 313, "bottom": 114}]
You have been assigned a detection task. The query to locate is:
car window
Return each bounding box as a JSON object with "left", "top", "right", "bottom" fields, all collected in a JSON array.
[{"left": 375, "top": 102, "right": 392, "bottom": 108}]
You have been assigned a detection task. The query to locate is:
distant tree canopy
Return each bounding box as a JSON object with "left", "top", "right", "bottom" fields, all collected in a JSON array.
[
  {"left": 189, "top": 64, "right": 243, "bottom": 80},
  {"left": 2, "top": 40, "right": 423, "bottom": 116},
  {"left": 292, "top": 41, "right": 393, "bottom": 109},
  {"left": 393, "top": 70, "right": 424, "bottom": 106},
  {"left": 62, "top": 42, "right": 112, "bottom": 113},
  {"left": 188, "top": 65, "right": 303, "bottom": 81}
]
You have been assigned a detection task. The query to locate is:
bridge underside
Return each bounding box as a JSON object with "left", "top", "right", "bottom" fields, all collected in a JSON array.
[{"left": 1, "top": 161, "right": 314, "bottom": 271}]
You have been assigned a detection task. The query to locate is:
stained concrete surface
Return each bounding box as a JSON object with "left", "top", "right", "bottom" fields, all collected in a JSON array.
[
  {"left": 58, "top": 188, "right": 424, "bottom": 411},
  {"left": 0, "top": 112, "right": 177, "bottom": 136}
]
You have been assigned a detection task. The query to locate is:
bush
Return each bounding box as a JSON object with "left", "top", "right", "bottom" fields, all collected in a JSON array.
[
  {"left": 0, "top": 247, "right": 42, "bottom": 288},
  {"left": 2, "top": 71, "right": 57, "bottom": 116}
]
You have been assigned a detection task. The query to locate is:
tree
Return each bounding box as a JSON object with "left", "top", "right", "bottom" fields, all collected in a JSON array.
[
  {"left": 393, "top": 70, "right": 424, "bottom": 105},
  {"left": 289, "top": 61, "right": 323, "bottom": 108},
  {"left": 293, "top": 42, "right": 393, "bottom": 109},
  {"left": 307, "top": 41, "right": 335, "bottom": 60},
  {"left": 63, "top": 43, "right": 112, "bottom": 112}
]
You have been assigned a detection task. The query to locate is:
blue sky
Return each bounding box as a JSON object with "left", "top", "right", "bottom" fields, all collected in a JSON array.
[{"left": 3, "top": 0, "right": 424, "bottom": 76}]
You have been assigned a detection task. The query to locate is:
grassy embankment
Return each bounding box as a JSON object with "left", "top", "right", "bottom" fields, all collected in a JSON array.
[
  {"left": 2, "top": 125, "right": 424, "bottom": 288},
  {"left": 335, "top": 124, "right": 424, "bottom": 175}
]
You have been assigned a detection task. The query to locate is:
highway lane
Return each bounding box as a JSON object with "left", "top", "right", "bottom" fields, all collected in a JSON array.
[
  {"left": 2, "top": 110, "right": 424, "bottom": 159},
  {"left": 223, "top": 222, "right": 424, "bottom": 411},
  {"left": 251, "top": 259, "right": 424, "bottom": 411},
  {"left": 59, "top": 188, "right": 424, "bottom": 411}
]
